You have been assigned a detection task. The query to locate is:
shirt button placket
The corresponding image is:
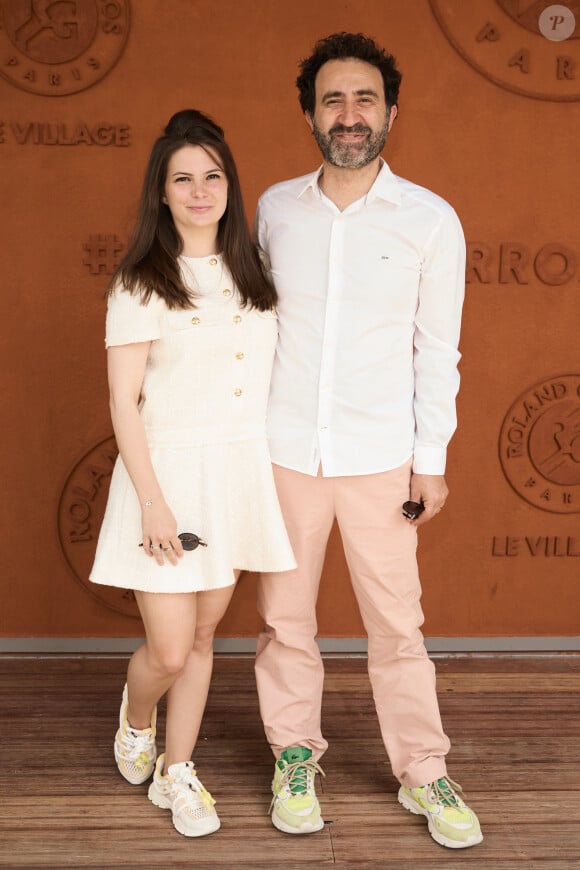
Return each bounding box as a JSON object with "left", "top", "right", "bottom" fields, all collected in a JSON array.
[
  {"left": 232, "top": 310, "right": 245, "bottom": 411},
  {"left": 234, "top": 349, "right": 245, "bottom": 400},
  {"left": 316, "top": 216, "right": 343, "bottom": 473}
]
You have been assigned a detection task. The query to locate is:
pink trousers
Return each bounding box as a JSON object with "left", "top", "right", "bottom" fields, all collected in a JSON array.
[{"left": 255, "top": 461, "right": 450, "bottom": 788}]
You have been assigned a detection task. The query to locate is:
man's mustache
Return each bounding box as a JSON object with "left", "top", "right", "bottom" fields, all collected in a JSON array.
[{"left": 329, "top": 124, "right": 371, "bottom": 136}]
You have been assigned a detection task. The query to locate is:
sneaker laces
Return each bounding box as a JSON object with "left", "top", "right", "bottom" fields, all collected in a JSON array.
[
  {"left": 269, "top": 758, "right": 325, "bottom": 812},
  {"left": 427, "top": 776, "right": 464, "bottom": 807},
  {"left": 169, "top": 762, "right": 216, "bottom": 812},
  {"left": 119, "top": 728, "right": 154, "bottom": 770}
]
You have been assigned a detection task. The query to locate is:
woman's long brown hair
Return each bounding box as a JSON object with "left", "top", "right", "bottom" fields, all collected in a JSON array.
[{"left": 108, "top": 109, "right": 276, "bottom": 311}]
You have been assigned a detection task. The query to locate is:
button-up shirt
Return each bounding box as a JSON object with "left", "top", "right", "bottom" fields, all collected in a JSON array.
[{"left": 256, "top": 160, "right": 465, "bottom": 477}]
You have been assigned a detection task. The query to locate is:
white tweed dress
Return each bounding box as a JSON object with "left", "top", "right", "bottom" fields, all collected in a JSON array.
[{"left": 89, "top": 254, "right": 295, "bottom": 593}]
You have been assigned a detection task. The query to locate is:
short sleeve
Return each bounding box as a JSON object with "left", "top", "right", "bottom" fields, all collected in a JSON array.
[{"left": 105, "top": 285, "right": 164, "bottom": 348}]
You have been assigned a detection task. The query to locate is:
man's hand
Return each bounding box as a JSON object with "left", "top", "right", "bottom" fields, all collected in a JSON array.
[{"left": 407, "top": 474, "right": 448, "bottom": 526}]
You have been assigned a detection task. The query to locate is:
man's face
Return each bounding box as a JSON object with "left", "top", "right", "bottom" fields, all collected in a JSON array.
[{"left": 307, "top": 58, "right": 397, "bottom": 169}]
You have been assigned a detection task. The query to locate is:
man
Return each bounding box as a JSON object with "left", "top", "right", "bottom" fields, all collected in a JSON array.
[{"left": 254, "top": 32, "right": 482, "bottom": 850}]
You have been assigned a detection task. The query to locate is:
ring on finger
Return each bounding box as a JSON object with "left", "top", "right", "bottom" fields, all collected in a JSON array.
[
  {"left": 149, "top": 544, "right": 158, "bottom": 550},
  {"left": 161, "top": 546, "right": 171, "bottom": 551}
]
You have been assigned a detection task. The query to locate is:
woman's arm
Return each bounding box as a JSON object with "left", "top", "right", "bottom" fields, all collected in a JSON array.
[{"left": 107, "top": 342, "right": 183, "bottom": 565}]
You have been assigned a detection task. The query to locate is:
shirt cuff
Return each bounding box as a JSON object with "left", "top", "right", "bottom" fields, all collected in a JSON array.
[{"left": 412, "top": 446, "right": 447, "bottom": 475}]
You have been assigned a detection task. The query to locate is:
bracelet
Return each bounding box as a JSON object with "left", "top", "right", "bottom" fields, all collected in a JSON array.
[{"left": 144, "top": 499, "right": 153, "bottom": 507}]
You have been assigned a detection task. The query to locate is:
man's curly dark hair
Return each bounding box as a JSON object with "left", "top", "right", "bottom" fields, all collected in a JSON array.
[{"left": 296, "top": 32, "right": 402, "bottom": 117}]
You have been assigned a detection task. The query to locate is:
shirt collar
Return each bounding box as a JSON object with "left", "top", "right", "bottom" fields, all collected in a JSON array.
[
  {"left": 366, "top": 159, "right": 402, "bottom": 206},
  {"left": 297, "top": 167, "right": 324, "bottom": 199},
  {"left": 296, "top": 159, "right": 402, "bottom": 206}
]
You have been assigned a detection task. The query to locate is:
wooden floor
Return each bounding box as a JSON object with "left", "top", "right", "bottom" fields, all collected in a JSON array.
[{"left": 1, "top": 654, "right": 579, "bottom": 869}]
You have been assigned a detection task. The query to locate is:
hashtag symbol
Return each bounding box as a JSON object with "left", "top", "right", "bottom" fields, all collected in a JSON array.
[{"left": 82, "top": 234, "right": 124, "bottom": 275}]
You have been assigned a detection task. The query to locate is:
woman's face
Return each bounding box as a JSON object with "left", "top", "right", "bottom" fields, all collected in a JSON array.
[{"left": 163, "top": 144, "right": 228, "bottom": 240}]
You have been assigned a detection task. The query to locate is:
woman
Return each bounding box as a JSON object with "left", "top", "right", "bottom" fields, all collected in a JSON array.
[{"left": 90, "top": 110, "right": 295, "bottom": 838}]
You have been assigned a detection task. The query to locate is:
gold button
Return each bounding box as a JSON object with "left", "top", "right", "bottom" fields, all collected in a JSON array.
[
  {"left": 191, "top": 316, "right": 201, "bottom": 325},
  {"left": 209, "top": 257, "right": 218, "bottom": 266},
  {"left": 234, "top": 389, "right": 242, "bottom": 397},
  {"left": 222, "top": 288, "right": 232, "bottom": 297},
  {"left": 235, "top": 352, "right": 244, "bottom": 360},
  {"left": 233, "top": 315, "right": 242, "bottom": 323}
]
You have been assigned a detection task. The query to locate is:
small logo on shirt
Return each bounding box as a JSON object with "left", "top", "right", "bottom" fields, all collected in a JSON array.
[{"left": 381, "top": 255, "right": 390, "bottom": 260}]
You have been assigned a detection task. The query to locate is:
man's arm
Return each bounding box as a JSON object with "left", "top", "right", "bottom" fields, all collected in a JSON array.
[{"left": 411, "top": 205, "right": 465, "bottom": 525}]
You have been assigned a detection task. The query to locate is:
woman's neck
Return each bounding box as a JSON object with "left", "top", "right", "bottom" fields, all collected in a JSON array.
[{"left": 179, "top": 227, "right": 219, "bottom": 258}]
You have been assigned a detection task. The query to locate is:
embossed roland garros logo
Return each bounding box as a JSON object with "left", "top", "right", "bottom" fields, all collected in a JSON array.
[
  {"left": 58, "top": 436, "right": 140, "bottom": 618},
  {"left": 430, "top": 0, "right": 580, "bottom": 101},
  {"left": 0, "top": 0, "right": 130, "bottom": 96},
  {"left": 499, "top": 375, "right": 580, "bottom": 513}
]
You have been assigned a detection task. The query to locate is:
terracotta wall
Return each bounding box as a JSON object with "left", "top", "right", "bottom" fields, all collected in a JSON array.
[{"left": 1, "top": 0, "right": 578, "bottom": 640}]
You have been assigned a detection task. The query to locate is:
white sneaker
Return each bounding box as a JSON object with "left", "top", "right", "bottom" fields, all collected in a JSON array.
[
  {"left": 114, "top": 684, "right": 157, "bottom": 784},
  {"left": 148, "top": 754, "right": 220, "bottom": 837}
]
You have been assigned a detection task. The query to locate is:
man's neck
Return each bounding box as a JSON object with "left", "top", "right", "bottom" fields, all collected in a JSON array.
[{"left": 318, "top": 158, "right": 382, "bottom": 211}]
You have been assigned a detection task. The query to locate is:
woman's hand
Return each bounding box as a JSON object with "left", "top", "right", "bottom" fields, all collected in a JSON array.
[{"left": 141, "top": 499, "right": 184, "bottom": 566}]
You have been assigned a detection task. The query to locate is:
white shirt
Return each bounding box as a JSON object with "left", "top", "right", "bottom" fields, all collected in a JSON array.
[{"left": 256, "top": 160, "right": 465, "bottom": 477}]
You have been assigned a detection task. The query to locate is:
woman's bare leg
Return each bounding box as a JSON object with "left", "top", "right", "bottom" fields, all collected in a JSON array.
[
  {"left": 164, "top": 580, "right": 238, "bottom": 768},
  {"left": 125, "top": 591, "right": 198, "bottom": 729}
]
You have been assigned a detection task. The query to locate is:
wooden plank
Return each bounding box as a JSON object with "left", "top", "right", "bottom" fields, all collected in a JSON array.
[
  {"left": 1, "top": 654, "right": 580, "bottom": 868},
  {"left": 323, "top": 672, "right": 580, "bottom": 693}
]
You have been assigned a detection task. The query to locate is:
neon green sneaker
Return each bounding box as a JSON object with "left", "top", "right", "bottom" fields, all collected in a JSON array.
[
  {"left": 269, "top": 747, "right": 325, "bottom": 834},
  {"left": 398, "top": 776, "right": 483, "bottom": 848}
]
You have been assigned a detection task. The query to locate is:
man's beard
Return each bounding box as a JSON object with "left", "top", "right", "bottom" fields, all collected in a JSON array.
[{"left": 312, "top": 120, "right": 389, "bottom": 169}]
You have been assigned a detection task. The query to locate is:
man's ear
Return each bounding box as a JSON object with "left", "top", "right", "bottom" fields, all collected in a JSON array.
[
  {"left": 304, "top": 111, "right": 314, "bottom": 133},
  {"left": 388, "top": 104, "right": 398, "bottom": 131}
]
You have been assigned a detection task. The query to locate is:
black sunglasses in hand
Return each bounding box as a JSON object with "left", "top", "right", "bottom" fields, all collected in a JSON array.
[
  {"left": 139, "top": 532, "right": 207, "bottom": 551},
  {"left": 402, "top": 501, "right": 425, "bottom": 521},
  {"left": 178, "top": 532, "right": 208, "bottom": 551}
]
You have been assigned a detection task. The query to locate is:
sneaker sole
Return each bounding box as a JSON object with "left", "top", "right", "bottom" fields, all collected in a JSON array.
[
  {"left": 397, "top": 787, "right": 483, "bottom": 849},
  {"left": 271, "top": 808, "right": 324, "bottom": 835},
  {"left": 148, "top": 783, "right": 221, "bottom": 838}
]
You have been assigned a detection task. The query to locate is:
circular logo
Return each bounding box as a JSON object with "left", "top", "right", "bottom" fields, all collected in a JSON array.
[
  {"left": 0, "top": 0, "right": 130, "bottom": 96},
  {"left": 429, "top": 0, "right": 580, "bottom": 101},
  {"left": 499, "top": 374, "right": 580, "bottom": 513},
  {"left": 58, "top": 436, "right": 140, "bottom": 618}
]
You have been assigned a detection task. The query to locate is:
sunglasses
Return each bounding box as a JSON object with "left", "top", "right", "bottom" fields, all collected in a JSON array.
[
  {"left": 178, "top": 532, "right": 208, "bottom": 551},
  {"left": 402, "top": 500, "right": 425, "bottom": 521},
  {"left": 139, "top": 532, "right": 207, "bottom": 551}
]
